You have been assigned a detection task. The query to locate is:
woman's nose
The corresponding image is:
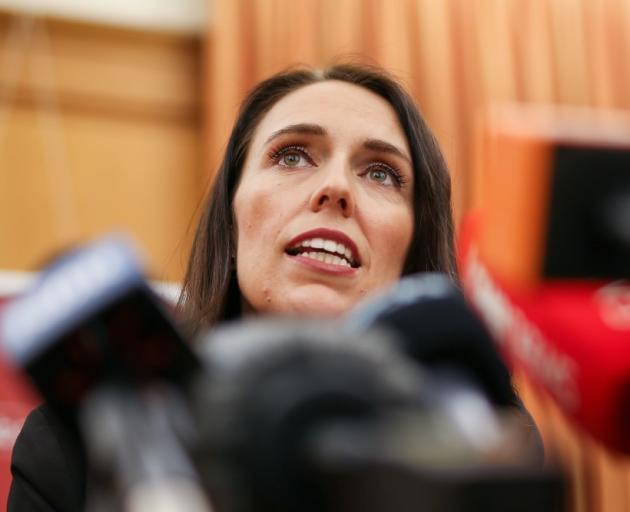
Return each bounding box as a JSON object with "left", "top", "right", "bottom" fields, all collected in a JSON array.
[{"left": 308, "top": 165, "right": 356, "bottom": 217}]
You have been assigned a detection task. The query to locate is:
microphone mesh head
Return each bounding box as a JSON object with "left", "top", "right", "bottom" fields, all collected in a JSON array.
[{"left": 192, "top": 318, "right": 424, "bottom": 512}]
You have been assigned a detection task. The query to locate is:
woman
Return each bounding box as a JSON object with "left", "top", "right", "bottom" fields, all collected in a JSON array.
[
  {"left": 178, "top": 64, "right": 455, "bottom": 329},
  {"left": 8, "top": 63, "right": 516, "bottom": 512}
]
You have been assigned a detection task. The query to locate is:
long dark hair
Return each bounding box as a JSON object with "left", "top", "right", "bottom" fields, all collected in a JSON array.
[{"left": 179, "top": 63, "right": 456, "bottom": 329}]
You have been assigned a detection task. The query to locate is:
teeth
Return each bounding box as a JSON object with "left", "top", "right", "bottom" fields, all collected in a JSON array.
[
  {"left": 311, "top": 238, "right": 325, "bottom": 249},
  {"left": 323, "top": 240, "right": 336, "bottom": 252},
  {"left": 290, "top": 237, "right": 357, "bottom": 265},
  {"left": 302, "top": 252, "right": 351, "bottom": 267}
]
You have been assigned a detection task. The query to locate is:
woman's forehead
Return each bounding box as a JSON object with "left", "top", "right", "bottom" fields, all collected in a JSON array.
[{"left": 251, "top": 80, "right": 411, "bottom": 156}]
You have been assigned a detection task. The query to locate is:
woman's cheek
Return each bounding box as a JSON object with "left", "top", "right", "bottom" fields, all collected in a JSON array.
[{"left": 372, "top": 208, "right": 413, "bottom": 249}]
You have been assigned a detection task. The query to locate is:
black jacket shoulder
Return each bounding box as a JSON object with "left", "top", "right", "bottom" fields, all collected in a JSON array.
[{"left": 8, "top": 404, "right": 86, "bottom": 512}]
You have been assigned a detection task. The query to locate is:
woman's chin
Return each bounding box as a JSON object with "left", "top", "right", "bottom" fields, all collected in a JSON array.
[
  {"left": 284, "top": 298, "right": 352, "bottom": 318},
  {"left": 245, "top": 284, "right": 361, "bottom": 318}
]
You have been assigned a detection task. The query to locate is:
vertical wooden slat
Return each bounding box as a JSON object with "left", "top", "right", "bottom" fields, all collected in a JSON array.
[
  {"left": 472, "top": 0, "right": 518, "bottom": 103},
  {"left": 372, "top": 0, "right": 413, "bottom": 81},
  {"left": 290, "top": 0, "right": 321, "bottom": 67},
  {"left": 616, "top": 0, "right": 630, "bottom": 109},
  {"left": 442, "top": 0, "right": 473, "bottom": 223},
  {"left": 548, "top": 0, "right": 591, "bottom": 105},
  {"left": 583, "top": 0, "right": 617, "bottom": 109},
  {"left": 490, "top": 0, "right": 520, "bottom": 101},
  {"left": 413, "top": 0, "right": 458, "bottom": 177},
  {"left": 318, "top": 0, "right": 362, "bottom": 65},
  {"left": 206, "top": 0, "right": 246, "bottom": 175},
  {"left": 589, "top": 440, "right": 630, "bottom": 512},
  {"left": 515, "top": 0, "right": 558, "bottom": 103},
  {"left": 358, "top": 0, "right": 379, "bottom": 61},
  {"left": 253, "top": 0, "right": 274, "bottom": 79},
  {"left": 238, "top": 0, "right": 258, "bottom": 88},
  {"left": 452, "top": 0, "right": 488, "bottom": 213},
  {"left": 405, "top": 0, "right": 428, "bottom": 115}
]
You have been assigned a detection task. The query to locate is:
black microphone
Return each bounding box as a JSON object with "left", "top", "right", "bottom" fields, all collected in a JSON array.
[
  {"left": 0, "top": 235, "right": 200, "bottom": 422},
  {"left": 345, "top": 272, "right": 518, "bottom": 409},
  {"left": 344, "top": 272, "right": 545, "bottom": 473},
  {"left": 191, "top": 309, "right": 562, "bottom": 512},
  {"left": 191, "top": 319, "right": 424, "bottom": 512},
  {"left": 0, "top": 236, "right": 208, "bottom": 512}
]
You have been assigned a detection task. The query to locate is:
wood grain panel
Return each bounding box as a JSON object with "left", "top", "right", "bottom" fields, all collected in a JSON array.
[
  {"left": 0, "top": 13, "right": 202, "bottom": 281},
  {"left": 0, "top": 16, "right": 200, "bottom": 121}
]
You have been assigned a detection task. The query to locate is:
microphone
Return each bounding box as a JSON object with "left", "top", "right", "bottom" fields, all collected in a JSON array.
[
  {"left": 192, "top": 319, "right": 425, "bottom": 512},
  {"left": 461, "top": 106, "right": 630, "bottom": 453},
  {"left": 191, "top": 297, "right": 560, "bottom": 512},
  {"left": 0, "top": 236, "right": 208, "bottom": 511},
  {"left": 344, "top": 272, "right": 519, "bottom": 409},
  {"left": 0, "top": 235, "right": 200, "bottom": 421},
  {"left": 462, "top": 218, "right": 630, "bottom": 454},
  {"left": 344, "top": 272, "right": 545, "bottom": 466},
  {"left": 477, "top": 105, "right": 630, "bottom": 288},
  {"left": 82, "top": 386, "right": 210, "bottom": 512}
]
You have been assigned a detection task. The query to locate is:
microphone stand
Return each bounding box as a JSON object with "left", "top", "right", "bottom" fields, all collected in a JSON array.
[{"left": 81, "top": 385, "right": 213, "bottom": 512}]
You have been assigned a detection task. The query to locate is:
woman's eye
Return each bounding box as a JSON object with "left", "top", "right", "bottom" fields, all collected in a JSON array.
[
  {"left": 281, "top": 151, "right": 305, "bottom": 167},
  {"left": 270, "top": 146, "right": 313, "bottom": 168},
  {"left": 368, "top": 168, "right": 390, "bottom": 184},
  {"left": 365, "top": 164, "right": 402, "bottom": 187}
]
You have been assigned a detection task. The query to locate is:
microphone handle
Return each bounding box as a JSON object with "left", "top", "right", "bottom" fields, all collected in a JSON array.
[{"left": 81, "top": 386, "right": 213, "bottom": 512}]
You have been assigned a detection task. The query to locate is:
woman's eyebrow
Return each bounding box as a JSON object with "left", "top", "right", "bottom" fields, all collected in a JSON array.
[
  {"left": 363, "top": 138, "right": 411, "bottom": 164},
  {"left": 265, "top": 123, "right": 327, "bottom": 145}
]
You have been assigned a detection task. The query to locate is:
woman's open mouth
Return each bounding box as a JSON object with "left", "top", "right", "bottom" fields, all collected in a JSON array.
[{"left": 285, "top": 230, "right": 361, "bottom": 270}]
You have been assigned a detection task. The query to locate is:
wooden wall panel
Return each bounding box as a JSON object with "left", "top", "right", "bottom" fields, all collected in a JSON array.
[{"left": 0, "top": 14, "right": 203, "bottom": 281}]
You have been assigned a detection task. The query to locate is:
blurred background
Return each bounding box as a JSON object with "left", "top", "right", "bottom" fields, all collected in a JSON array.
[
  {"left": 0, "top": 0, "right": 630, "bottom": 510},
  {"left": 2, "top": 0, "right": 630, "bottom": 285}
]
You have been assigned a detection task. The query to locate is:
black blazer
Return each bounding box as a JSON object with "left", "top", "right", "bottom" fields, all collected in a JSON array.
[{"left": 8, "top": 404, "right": 86, "bottom": 512}]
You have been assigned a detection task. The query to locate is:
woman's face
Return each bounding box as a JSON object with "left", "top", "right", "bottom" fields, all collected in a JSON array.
[{"left": 233, "top": 80, "right": 415, "bottom": 316}]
